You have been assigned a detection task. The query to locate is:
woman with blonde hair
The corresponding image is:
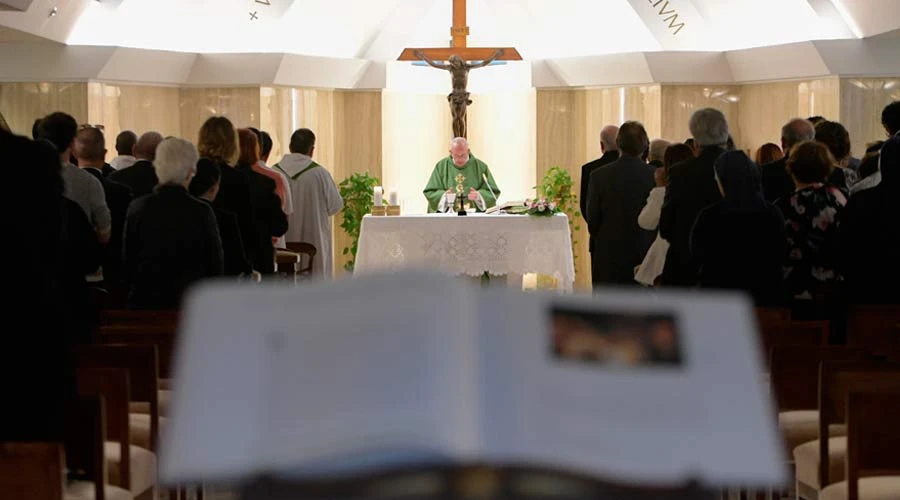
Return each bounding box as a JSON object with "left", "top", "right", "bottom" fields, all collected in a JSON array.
[{"left": 197, "top": 116, "right": 255, "bottom": 271}]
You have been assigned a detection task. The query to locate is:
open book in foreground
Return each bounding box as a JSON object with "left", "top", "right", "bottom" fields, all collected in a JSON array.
[{"left": 161, "top": 272, "right": 786, "bottom": 490}]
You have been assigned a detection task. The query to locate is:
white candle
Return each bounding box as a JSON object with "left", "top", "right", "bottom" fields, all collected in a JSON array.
[
  {"left": 374, "top": 186, "right": 383, "bottom": 206},
  {"left": 388, "top": 188, "right": 398, "bottom": 206}
]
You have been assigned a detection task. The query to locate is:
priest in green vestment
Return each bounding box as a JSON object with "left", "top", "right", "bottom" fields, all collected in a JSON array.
[{"left": 424, "top": 137, "right": 501, "bottom": 213}]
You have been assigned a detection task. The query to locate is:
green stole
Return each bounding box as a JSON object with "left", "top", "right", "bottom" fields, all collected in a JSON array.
[{"left": 274, "top": 161, "right": 321, "bottom": 180}]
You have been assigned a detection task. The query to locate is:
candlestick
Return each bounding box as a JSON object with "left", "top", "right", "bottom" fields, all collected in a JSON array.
[{"left": 388, "top": 188, "right": 398, "bottom": 206}]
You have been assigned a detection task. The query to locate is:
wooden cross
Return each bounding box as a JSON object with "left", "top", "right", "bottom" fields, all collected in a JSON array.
[{"left": 397, "top": 0, "right": 522, "bottom": 63}]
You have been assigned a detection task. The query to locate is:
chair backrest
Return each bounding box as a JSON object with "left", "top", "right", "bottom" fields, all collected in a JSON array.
[
  {"left": 769, "top": 346, "right": 865, "bottom": 411},
  {"left": 756, "top": 307, "right": 791, "bottom": 326},
  {"left": 100, "top": 309, "right": 180, "bottom": 328},
  {"left": 818, "top": 361, "right": 900, "bottom": 487},
  {"left": 286, "top": 242, "right": 317, "bottom": 276},
  {"left": 99, "top": 324, "right": 178, "bottom": 380},
  {"left": 762, "top": 321, "right": 829, "bottom": 364},
  {"left": 0, "top": 442, "right": 66, "bottom": 500},
  {"left": 847, "top": 305, "right": 900, "bottom": 350},
  {"left": 64, "top": 395, "right": 107, "bottom": 500},
  {"left": 77, "top": 367, "right": 131, "bottom": 490},
  {"left": 845, "top": 385, "right": 900, "bottom": 500},
  {"left": 76, "top": 344, "right": 159, "bottom": 452}
]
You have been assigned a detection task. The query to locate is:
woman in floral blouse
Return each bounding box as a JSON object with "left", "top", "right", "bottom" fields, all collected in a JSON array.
[{"left": 777, "top": 141, "right": 848, "bottom": 301}]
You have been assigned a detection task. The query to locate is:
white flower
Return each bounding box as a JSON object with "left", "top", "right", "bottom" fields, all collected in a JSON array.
[
  {"left": 538, "top": 204, "right": 546, "bottom": 212},
  {"left": 549, "top": 202, "right": 558, "bottom": 211}
]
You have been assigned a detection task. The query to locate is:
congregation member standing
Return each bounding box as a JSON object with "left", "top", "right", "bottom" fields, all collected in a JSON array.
[
  {"left": 814, "top": 120, "right": 856, "bottom": 191},
  {"left": 109, "top": 130, "right": 137, "bottom": 171},
  {"left": 123, "top": 138, "right": 223, "bottom": 309},
  {"left": 74, "top": 125, "right": 133, "bottom": 286},
  {"left": 586, "top": 121, "right": 656, "bottom": 286},
  {"left": 760, "top": 118, "right": 816, "bottom": 203},
  {"left": 580, "top": 125, "right": 619, "bottom": 279},
  {"left": 690, "top": 151, "right": 786, "bottom": 305},
  {"left": 273, "top": 128, "right": 343, "bottom": 278},
  {"left": 658, "top": 108, "right": 728, "bottom": 286},
  {"left": 109, "top": 131, "right": 163, "bottom": 197},
  {"left": 189, "top": 160, "right": 252, "bottom": 277},
  {"left": 236, "top": 128, "right": 288, "bottom": 274},
  {"left": 839, "top": 104, "right": 900, "bottom": 304}
]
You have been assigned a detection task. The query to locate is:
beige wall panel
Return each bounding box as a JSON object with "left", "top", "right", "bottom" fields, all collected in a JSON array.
[
  {"left": 799, "top": 77, "right": 841, "bottom": 125},
  {"left": 87, "top": 83, "right": 180, "bottom": 161},
  {"left": 661, "top": 85, "right": 741, "bottom": 150},
  {"left": 737, "top": 81, "right": 800, "bottom": 159},
  {"left": 0, "top": 82, "right": 88, "bottom": 137},
  {"left": 179, "top": 87, "right": 260, "bottom": 145},
  {"left": 381, "top": 91, "right": 453, "bottom": 215},
  {"left": 535, "top": 89, "right": 590, "bottom": 291},
  {"left": 332, "top": 90, "right": 382, "bottom": 276},
  {"left": 259, "top": 86, "right": 294, "bottom": 162},
  {"left": 628, "top": 85, "right": 662, "bottom": 140},
  {"left": 840, "top": 78, "right": 900, "bottom": 157},
  {"left": 467, "top": 90, "right": 537, "bottom": 206}
]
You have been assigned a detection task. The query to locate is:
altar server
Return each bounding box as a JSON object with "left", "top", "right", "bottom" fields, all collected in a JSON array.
[{"left": 273, "top": 128, "right": 343, "bottom": 278}]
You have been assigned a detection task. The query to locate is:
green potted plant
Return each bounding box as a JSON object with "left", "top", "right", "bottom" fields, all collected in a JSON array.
[
  {"left": 536, "top": 166, "right": 581, "bottom": 271},
  {"left": 338, "top": 171, "right": 380, "bottom": 272}
]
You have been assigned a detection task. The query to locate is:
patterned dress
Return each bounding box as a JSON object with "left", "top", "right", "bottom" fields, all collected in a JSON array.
[{"left": 776, "top": 184, "right": 848, "bottom": 297}]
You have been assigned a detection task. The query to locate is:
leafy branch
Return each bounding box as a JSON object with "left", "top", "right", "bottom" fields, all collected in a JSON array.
[{"left": 339, "top": 171, "right": 380, "bottom": 272}]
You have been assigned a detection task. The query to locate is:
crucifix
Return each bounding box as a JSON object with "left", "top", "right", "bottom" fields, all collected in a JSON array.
[{"left": 398, "top": 0, "right": 522, "bottom": 138}]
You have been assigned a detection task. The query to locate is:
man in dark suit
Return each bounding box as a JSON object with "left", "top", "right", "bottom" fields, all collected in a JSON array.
[
  {"left": 189, "top": 160, "right": 252, "bottom": 277},
  {"left": 659, "top": 108, "right": 728, "bottom": 287},
  {"left": 760, "top": 118, "right": 815, "bottom": 203},
  {"left": 123, "top": 138, "right": 223, "bottom": 310},
  {"left": 75, "top": 126, "right": 133, "bottom": 285},
  {"left": 587, "top": 121, "right": 656, "bottom": 286},
  {"left": 109, "top": 131, "right": 163, "bottom": 198},
  {"left": 580, "top": 125, "right": 619, "bottom": 279}
]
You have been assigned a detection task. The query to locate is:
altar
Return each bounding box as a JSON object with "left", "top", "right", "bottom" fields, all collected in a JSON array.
[{"left": 354, "top": 213, "right": 576, "bottom": 292}]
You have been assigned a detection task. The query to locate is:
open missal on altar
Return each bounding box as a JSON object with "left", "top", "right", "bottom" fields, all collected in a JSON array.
[{"left": 161, "top": 272, "right": 786, "bottom": 489}]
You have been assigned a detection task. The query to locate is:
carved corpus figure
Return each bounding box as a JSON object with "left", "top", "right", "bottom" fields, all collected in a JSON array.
[{"left": 414, "top": 49, "right": 504, "bottom": 138}]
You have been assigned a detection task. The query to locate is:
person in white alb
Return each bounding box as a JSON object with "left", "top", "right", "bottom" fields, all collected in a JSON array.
[{"left": 273, "top": 128, "right": 343, "bottom": 278}]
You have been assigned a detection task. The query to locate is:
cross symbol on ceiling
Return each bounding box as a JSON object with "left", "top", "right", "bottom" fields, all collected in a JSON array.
[{"left": 249, "top": 11, "right": 259, "bottom": 20}]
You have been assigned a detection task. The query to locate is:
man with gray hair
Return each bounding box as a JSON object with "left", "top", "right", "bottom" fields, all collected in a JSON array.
[
  {"left": 760, "top": 118, "right": 816, "bottom": 203},
  {"left": 123, "top": 137, "right": 223, "bottom": 309},
  {"left": 659, "top": 108, "right": 729, "bottom": 286}
]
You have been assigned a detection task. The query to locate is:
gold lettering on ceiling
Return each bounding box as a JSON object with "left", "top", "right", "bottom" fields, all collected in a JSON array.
[{"left": 648, "top": 0, "right": 686, "bottom": 36}]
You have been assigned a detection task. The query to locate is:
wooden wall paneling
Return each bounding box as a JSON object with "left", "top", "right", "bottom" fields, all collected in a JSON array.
[
  {"left": 179, "top": 87, "right": 260, "bottom": 145},
  {"left": 840, "top": 78, "right": 900, "bottom": 157},
  {"left": 0, "top": 82, "right": 88, "bottom": 137}
]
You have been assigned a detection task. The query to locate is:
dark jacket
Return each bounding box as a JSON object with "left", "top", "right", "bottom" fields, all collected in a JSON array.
[
  {"left": 580, "top": 150, "right": 620, "bottom": 224},
  {"left": 761, "top": 156, "right": 849, "bottom": 203},
  {"left": 123, "top": 185, "right": 223, "bottom": 309},
  {"left": 659, "top": 146, "right": 725, "bottom": 286},
  {"left": 839, "top": 137, "right": 900, "bottom": 304},
  {"left": 691, "top": 202, "right": 787, "bottom": 306},
  {"left": 102, "top": 163, "right": 116, "bottom": 178},
  {"left": 84, "top": 166, "right": 133, "bottom": 284},
  {"left": 108, "top": 159, "right": 158, "bottom": 198},
  {"left": 586, "top": 156, "right": 656, "bottom": 285},
  {"left": 205, "top": 159, "right": 257, "bottom": 270},
  {"left": 202, "top": 200, "right": 252, "bottom": 277},
  {"left": 236, "top": 162, "right": 289, "bottom": 274}
]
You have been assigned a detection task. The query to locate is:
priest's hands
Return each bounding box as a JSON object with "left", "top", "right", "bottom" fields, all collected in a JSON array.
[{"left": 467, "top": 188, "right": 479, "bottom": 201}]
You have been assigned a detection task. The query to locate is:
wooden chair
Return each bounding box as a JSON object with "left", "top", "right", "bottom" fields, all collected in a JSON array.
[
  {"left": 846, "top": 305, "right": 900, "bottom": 351},
  {"left": 0, "top": 442, "right": 66, "bottom": 500},
  {"left": 286, "top": 242, "right": 317, "bottom": 279},
  {"left": 793, "top": 361, "right": 900, "bottom": 499},
  {"left": 77, "top": 368, "right": 131, "bottom": 492},
  {"left": 76, "top": 345, "right": 160, "bottom": 499},
  {"left": 770, "top": 346, "right": 866, "bottom": 456},
  {"left": 63, "top": 395, "right": 132, "bottom": 500},
  {"left": 820, "top": 385, "right": 900, "bottom": 500}
]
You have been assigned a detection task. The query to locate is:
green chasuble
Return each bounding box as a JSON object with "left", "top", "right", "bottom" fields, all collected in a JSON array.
[{"left": 423, "top": 154, "right": 501, "bottom": 212}]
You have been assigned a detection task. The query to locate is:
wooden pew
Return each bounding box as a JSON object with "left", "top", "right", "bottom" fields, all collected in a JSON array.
[{"left": 0, "top": 442, "right": 66, "bottom": 500}]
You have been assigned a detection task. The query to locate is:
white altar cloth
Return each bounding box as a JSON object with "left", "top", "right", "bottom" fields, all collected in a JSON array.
[{"left": 354, "top": 213, "right": 576, "bottom": 292}]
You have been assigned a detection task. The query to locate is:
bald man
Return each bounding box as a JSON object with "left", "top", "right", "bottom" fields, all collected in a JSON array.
[
  {"left": 580, "top": 125, "right": 620, "bottom": 221},
  {"left": 109, "top": 131, "right": 163, "bottom": 198},
  {"left": 760, "top": 118, "right": 815, "bottom": 203},
  {"left": 424, "top": 137, "right": 501, "bottom": 213}
]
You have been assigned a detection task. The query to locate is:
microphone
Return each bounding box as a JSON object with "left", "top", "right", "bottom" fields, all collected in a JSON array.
[{"left": 482, "top": 173, "right": 498, "bottom": 203}]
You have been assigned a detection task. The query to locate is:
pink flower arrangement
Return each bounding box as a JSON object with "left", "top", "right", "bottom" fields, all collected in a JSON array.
[{"left": 525, "top": 197, "right": 560, "bottom": 216}]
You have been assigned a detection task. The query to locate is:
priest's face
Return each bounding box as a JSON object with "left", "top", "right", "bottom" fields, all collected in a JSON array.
[{"left": 450, "top": 144, "right": 470, "bottom": 167}]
